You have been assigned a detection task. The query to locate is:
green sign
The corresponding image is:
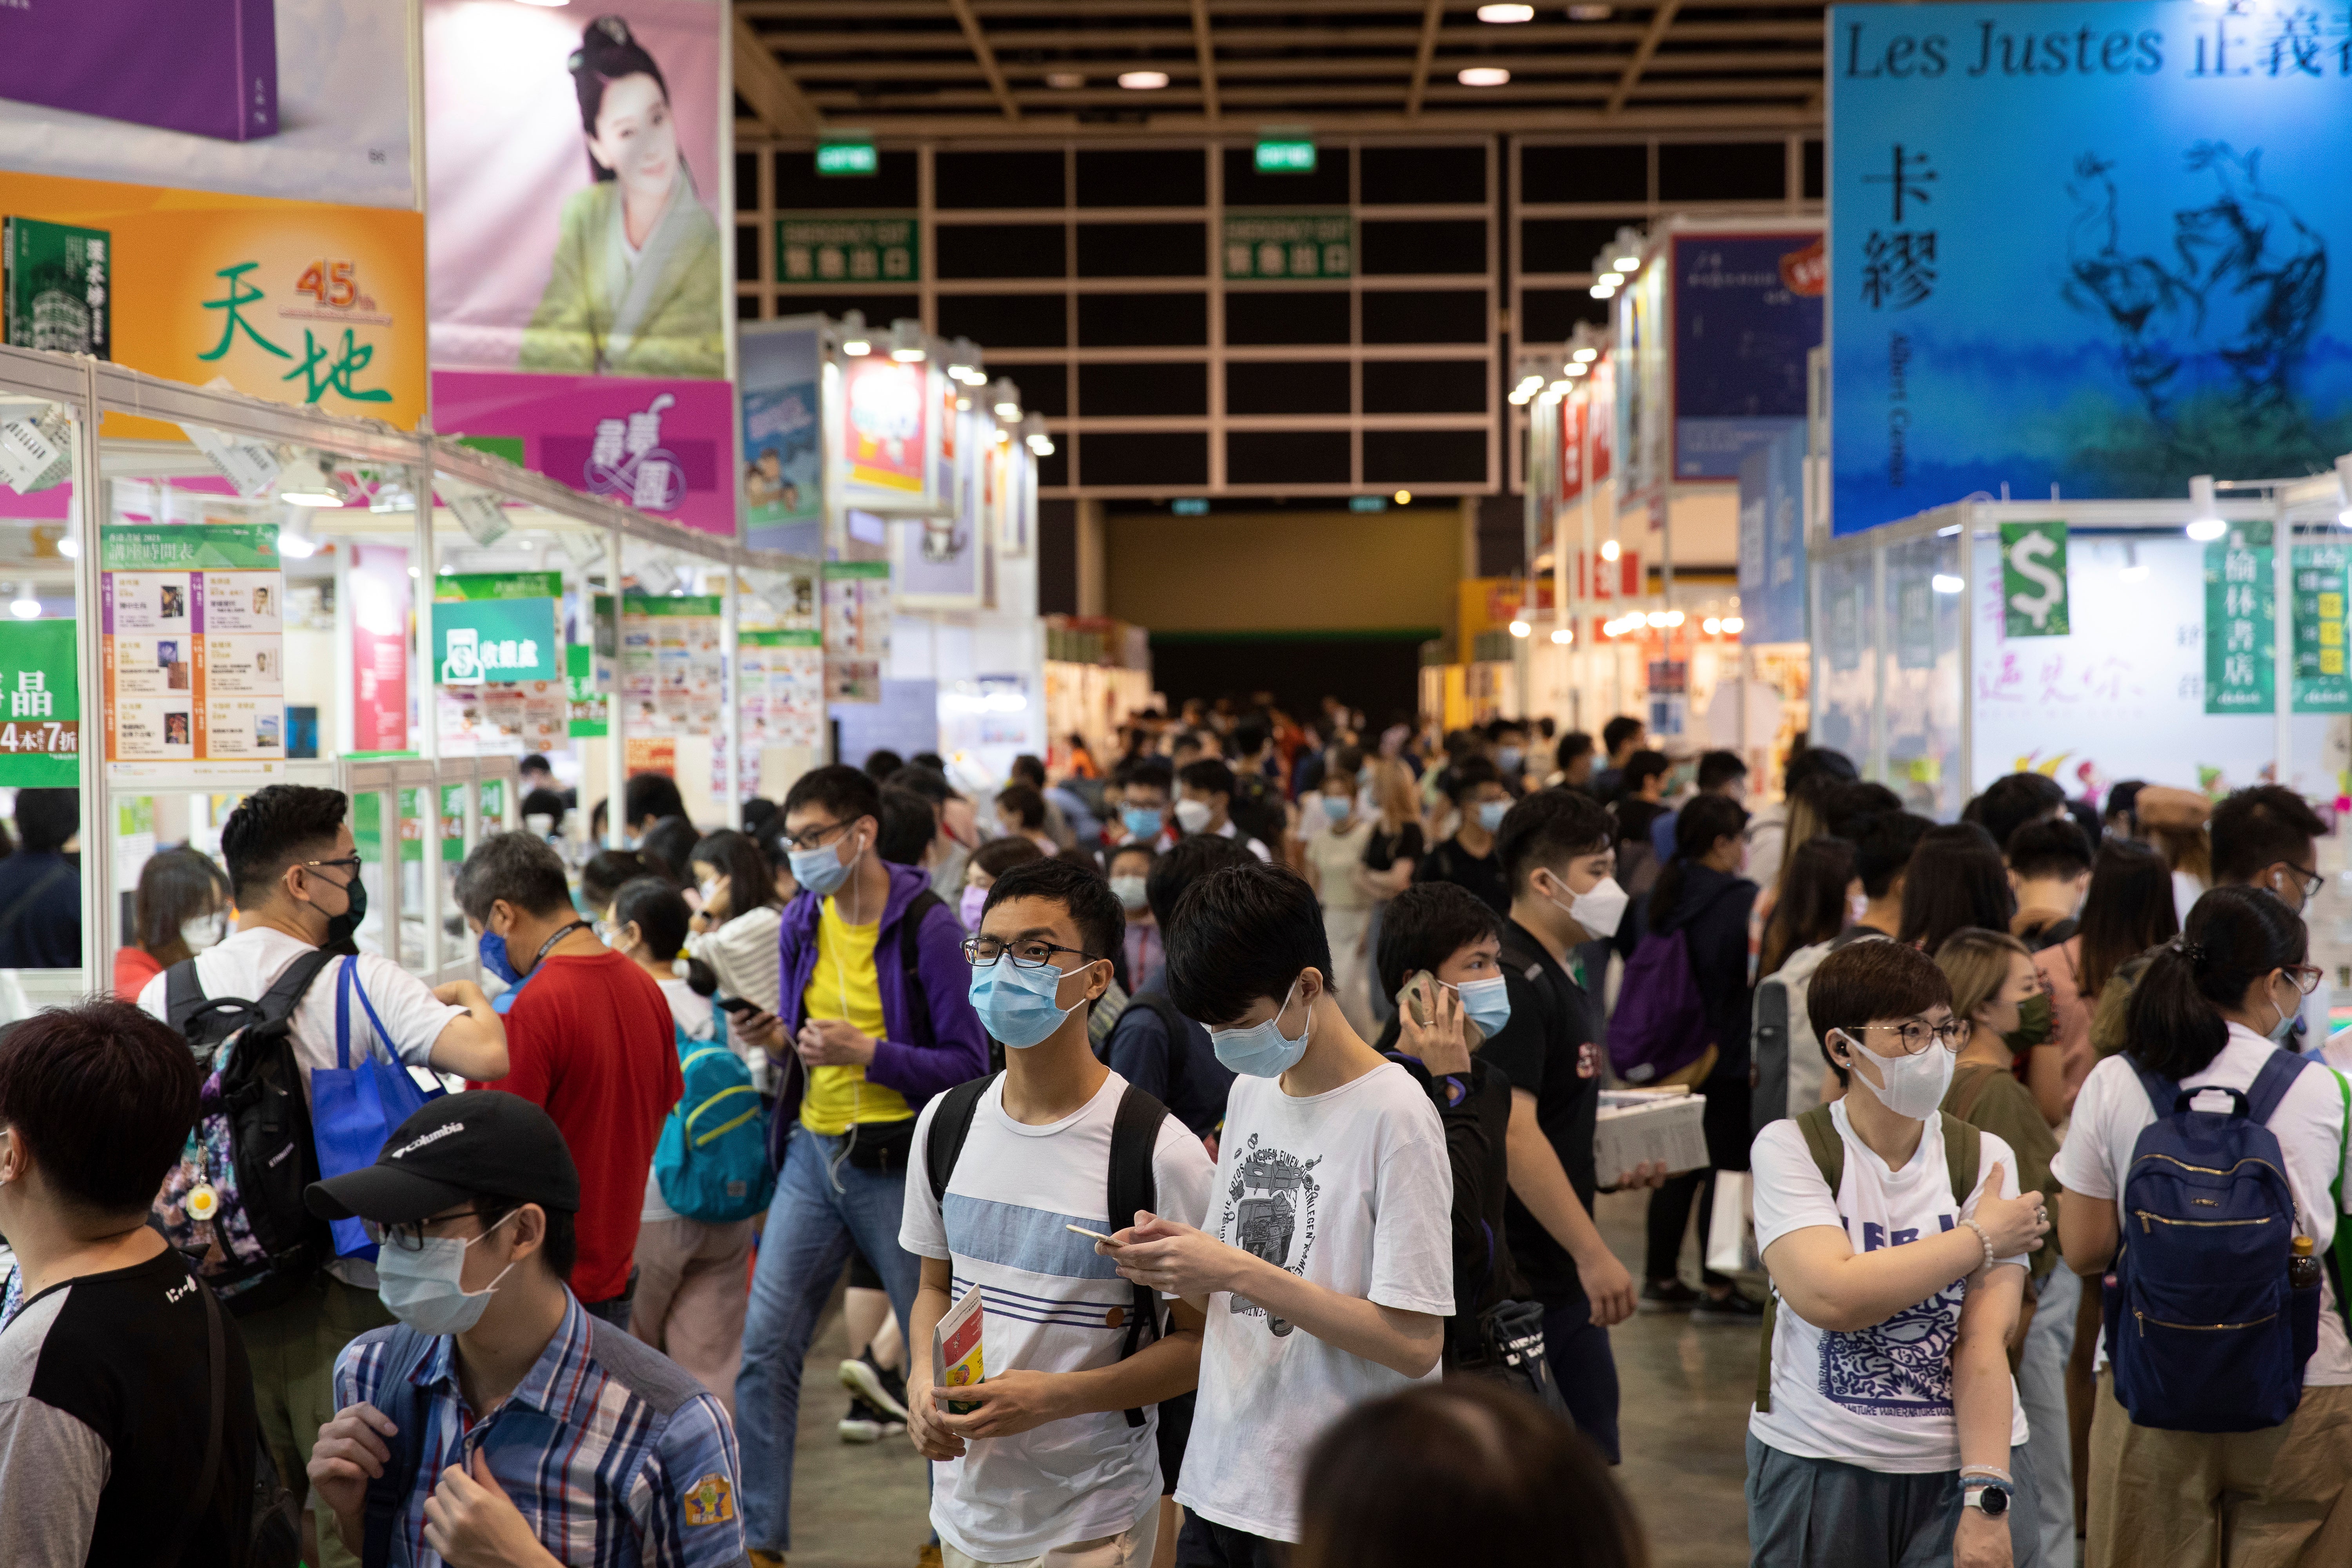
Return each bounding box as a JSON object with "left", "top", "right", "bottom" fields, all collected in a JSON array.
[
  {"left": 595, "top": 593, "right": 723, "bottom": 619},
  {"left": 101, "top": 522, "right": 278, "bottom": 569},
  {"left": 1999, "top": 520, "right": 2069, "bottom": 638},
  {"left": 4, "top": 216, "right": 109, "bottom": 357},
  {"left": 740, "top": 629, "right": 823, "bottom": 649},
  {"left": 441, "top": 784, "right": 466, "bottom": 863},
  {"left": 566, "top": 644, "right": 607, "bottom": 738},
  {"left": 2205, "top": 521, "right": 2275, "bottom": 715},
  {"left": 1222, "top": 213, "right": 1352, "bottom": 280},
  {"left": 816, "top": 140, "right": 878, "bottom": 177},
  {"left": 436, "top": 572, "right": 562, "bottom": 602},
  {"left": 779, "top": 216, "right": 919, "bottom": 284},
  {"left": 435, "top": 598, "right": 559, "bottom": 685},
  {"left": 2293, "top": 543, "right": 2352, "bottom": 713},
  {"left": 0, "top": 619, "right": 79, "bottom": 785},
  {"left": 1254, "top": 139, "right": 1316, "bottom": 174}
]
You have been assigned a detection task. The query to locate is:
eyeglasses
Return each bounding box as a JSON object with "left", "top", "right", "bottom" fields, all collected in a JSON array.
[
  {"left": 2279, "top": 863, "right": 2327, "bottom": 902},
  {"left": 962, "top": 935, "right": 1099, "bottom": 969},
  {"left": 300, "top": 855, "right": 363, "bottom": 880},
  {"left": 1845, "top": 1018, "right": 1970, "bottom": 1055},
  {"left": 2282, "top": 964, "right": 2325, "bottom": 996},
  {"left": 781, "top": 818, "right": 854, "bottom": 854},
  {"left": 362, "top": 1207, "right": 510, "bottom": 1252}
]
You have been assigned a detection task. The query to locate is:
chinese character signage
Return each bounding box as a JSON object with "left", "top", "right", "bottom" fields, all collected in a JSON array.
[
  {"left": 0, "top": 620, "right": 80, "bottom": 785},
  {"left": 2204, "top": 522, "right": 2273, "bottom": 715},
  {"left": 434, "top": 600, "right": 559, "bottom": 685},
  {"left": 1222, "top": 214, "right": 1352, "bottom": 280},
  {"left": 2292, "top": 543, "right": 2351, "bottom": 713},
  {"left": 101, "top": 521, "right": 283, "bottom": 765},
  {"left": 2000, "top": 521, "right": 2071, "bottom": 637},
  {"left": 4, "top": 219, "right": 110, "bottom": 358},
  {"left": 1671, "top": 232, "right": 1822, "bottom": 481},
  {"left": 778, "top": 216, "right": 920, "bottom": 285},
  {"left": 740, "top": 317, "right": 824, "bottom": 551},
  {"left": 1831, "top": 2, "right": 2352, "bottom": 535}
]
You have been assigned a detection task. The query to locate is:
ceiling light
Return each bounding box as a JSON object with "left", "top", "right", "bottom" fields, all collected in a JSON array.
[
  {"left": 1457, "top": 66, "right": 1512, "bottom": 86},
  {"left": 991, "top": 377, "right": 1023, "bottom": 419},
  {"left": 1568, "top": 4, "right": 1612, "bottom": 17},
  {"left": 1572, "top": 347, "right": 1597, "bottom": 363},
  {"left": 1589, "top": 283, "right": 1617, "bottom": 300},
  {"left": 956, "top": 395, "right": 973, "bottom": 411},
  {"left": 1395, "top": 490, "right": 1412, "bottom": 505},
  {"left": 1508, "top": 391, "right": 1533, "bottom": 406},
  {"left": 55, "top": 535, "right": 78, "bottom": 559},
  {"left": 1477, "top": 3, "right": 1535, "bottom": 18},
  {"left": 1613, "top": 252, "right": 1641, "bottom": 270},
  {"left": 9, "top": 586, "right": 37, "bottom": 620},
  {"left": 1931, "top": 573, "right": 1965, "bottom": 593},
  {"left": 1119, "top": 70, "right": 1169, "bottom": 89},
  {"left": 1550, "top": 627, "right": 1572, "bottom": 645},
  {"left": 2338, "top": 507, "right": 2352, "bottom": 530},
  {"left": 1047, "top": 71, "right": 1085, "bottom": 89},
  {"left": 1548, "top": 379, "right": 1571, "bottom": 394},
  {"left": 1508, "top": 619, "right": 1531, "bottom": 637},
  {"left": 1597, "top": 271, "right": 1624, "bottom": 287},
  {"left": 838, "top": 309, "right": 871, "bottom": 357},
  {"left": 277, "top": 507, "right": 318, "bottom": 559},
  {"left": 276, "top": 451, "right": 353, "bottom": 507},
  {"left": 1723, "top": 616, "right": 1743, "bottom": 633},
  {"left": 1600, "top": 539, "right": 1621, "bottom": 561},
  {"left": 2187, "top": 518, "right": 2227, "bottom": 542},
  {"left": 889, "top": 318, "right": 927, "bottom": 362},
  {"left": 2186, "top": 474, "right": 2225, "bottom": 541},
  {"left": 1565, "top": 363, "right": 1588, "bottom": 377},
  {"left": 1703, "top": 617, "right": 1721, "bottom": 635},
  {"left": 946, "top": 338, "right": 981, "bottom": 382},
  {"left": 1664, "top": 610, "right": 1685, "bottom": 626}
]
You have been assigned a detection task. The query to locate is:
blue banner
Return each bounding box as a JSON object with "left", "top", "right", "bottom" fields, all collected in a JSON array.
[
  {"left": 1829, "top": 1, "right": 2352, "bottom": 535},
  {"left": 1672, "top": 232, "right": 1822, "bottom": 480},
  {"left": 1738, "top": 425, "right": 1809, "bottom": 644},
  {"left": 739, "top": 316, "right": 824, "bottom": 554}
]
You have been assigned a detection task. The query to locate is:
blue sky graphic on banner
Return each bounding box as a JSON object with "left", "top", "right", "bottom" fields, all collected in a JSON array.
[{"left": 1829, "top": 1, "right": 2352, "bottom": 535}]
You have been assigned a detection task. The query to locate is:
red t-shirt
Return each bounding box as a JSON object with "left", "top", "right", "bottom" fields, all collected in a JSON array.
[{"left": 470, "top": 948, "right": 683, "bottom": 1303}]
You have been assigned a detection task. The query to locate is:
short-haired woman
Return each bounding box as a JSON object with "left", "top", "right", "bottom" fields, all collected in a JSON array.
[{"left": 113, "top": 846, "right": 230, "bottom": 998}]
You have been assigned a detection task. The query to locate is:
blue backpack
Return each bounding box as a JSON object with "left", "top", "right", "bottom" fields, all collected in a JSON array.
[
  {"left": 652, "top": 1013, "right": 776, "bottom": 1225},
  {"left": 2103, "top": 1051, "right": 2325, "bottom": 1433}
]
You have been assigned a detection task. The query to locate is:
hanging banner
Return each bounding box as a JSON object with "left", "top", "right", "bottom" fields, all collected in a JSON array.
[
  {"left": 1737, "top": 426, "right": 1808, "bottom": 645},
  {"left": 2292, "top": 543, "right": 2352, "bottom": 714},
  {"left": 1671, "top": 231, "right": 1823, "bottom": 481},
  {"left": 823, "top": 560, "right": 890, "bottom": 705},
  {"left": 2000, "top": 521, "right": 2071, "bottom": 638},
  {"left": 102, "top": 521, "right": 284, "bottom": 764},
  {"left": 740, "top": 317, "right": 824, "bottom": 551},
  {"left": 434, "top": 600, "right": 560, "bottom": 685},
  {"left": 840, "top": 355, "right": 932, "bottom": 505},
  {"left": 0, "top": 619, "right": 80, "bottom": 785},
  {"left": 2204, "top": 522, "right": 2274, "bottom": 715},
  {"left": 0, "top": 0, "right": 416, "bottom": 209},
  {"left": 349, "top": 543, "right": 409, "bottom": 754}
]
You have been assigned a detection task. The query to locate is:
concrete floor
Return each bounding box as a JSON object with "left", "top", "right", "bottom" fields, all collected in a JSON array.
[{"left": 780, "top": 1187, "right": 1754, "bottom": 1567}]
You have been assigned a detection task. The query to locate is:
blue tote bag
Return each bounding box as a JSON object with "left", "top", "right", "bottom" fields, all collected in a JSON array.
[{"left": 310, "top": 958, "right": 445, "bottom": 1260}]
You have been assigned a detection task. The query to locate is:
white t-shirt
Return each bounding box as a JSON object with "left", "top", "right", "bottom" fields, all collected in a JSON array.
[
  {"left": 1748, "top": 1099, "right": 2032, "bottom": 1471},
  {"left": 641, "top": 978, "right": 717, "bottom": 1225},
  {"left": 137, "top": 926, "right": 466, "bottom": 1288},
  {"left": 1176, "top": 1062, "right": 1454, "bottom": 1543},
  {"left": 2052, "top": 1024, "right": 2352, "bottom": 1383},
  {"left": 900, "top": 1071, "right": 1215, "bottom": 1563}
]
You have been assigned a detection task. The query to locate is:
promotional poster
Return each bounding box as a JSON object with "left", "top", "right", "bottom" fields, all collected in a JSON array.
[{"left": 739, "top": 317, "right": 824, "bottom": 552}]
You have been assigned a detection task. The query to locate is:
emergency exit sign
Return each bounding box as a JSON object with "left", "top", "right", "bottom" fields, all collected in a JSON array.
[
  {"left": 816, "top": 140, "right": 878, "bottom": 176},
  {"left": 1255, "top": 139, "right": 1316, "bottom": 174}
]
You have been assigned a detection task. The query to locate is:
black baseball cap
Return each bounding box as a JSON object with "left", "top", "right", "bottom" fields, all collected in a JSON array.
[{"left": 306, "top": 1091, "right": 581, "bottom": 1224}]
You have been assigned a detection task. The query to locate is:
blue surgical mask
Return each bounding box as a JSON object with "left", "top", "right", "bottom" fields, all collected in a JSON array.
[
  {"left": 1498, "top": 746, "right": 1524, "bottom": 774},
  {"left": 1321, "top": 795, "right": 1352, "bottom": 822},
  {"left": 1122, "top": 806, "right": 1164, "bottom": 840},
  {"left": 1210, "top": 979, "right": 1312, "bottom": 1078},
  {"left": 2269, "top": 977, "right": 2301, "bottom": 1045},
  {"left": 791, "top": 831, "right": 859, "bottom": 899},
  {"left": 1477, "top": 799, "right": 1510, "bottom": 832},
  {"left": 1452, "top": 975, "right": 1512, "bottom": 1039},
  {"left": 374, "top": 1212, "right": 518, "bottom": 1337},
  {"left": 968, "top": 956, "right": 1092, "bottom": 1050},
  {"left": 478, "top": 931, "right": 522, "bottom": 987}
]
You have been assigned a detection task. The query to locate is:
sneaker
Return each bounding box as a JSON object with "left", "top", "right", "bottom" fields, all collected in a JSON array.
[
  {"left": 840, "top": 1348, "right": 912, "bottom": 1421},
  {"left": 916, "top": 1546, "right": 945, "bottom": 1568},
  {"left": 1692, "top": 1287, "right": 1766, "bottom": 1323},
  {"left": 838, "top": 1395, "right": 901, "bottom": 1443},
  {"left": 1638, "top": 1279, "right": 1701, "bottom": 1313}
]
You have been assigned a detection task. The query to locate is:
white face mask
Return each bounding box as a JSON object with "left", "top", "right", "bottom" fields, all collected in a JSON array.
[
  {"left": 1174, "top": 799, "right": 1214, "bottom": 835},
  {"left": 1835, "top": 1029, "right": 1955, "bottom": 1120},
  {"left": 1542, "top": 869, "right": 1628, "bottom": 939},
  {"left": 697, "top": 877, "right": 723, "bottom": 912},
  {"left": 181, "top": 912, "right": 227, "bottom": 952}
]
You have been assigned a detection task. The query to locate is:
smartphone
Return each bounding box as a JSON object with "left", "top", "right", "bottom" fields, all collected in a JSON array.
[
  {"left": 1064, "top": 1223, "right": 1119, "bottom": 1245},
  {"left": 1399, "top": 969, "right": 1439, "bottom": 1026},
  {"left": 717, "top": 996, "right": 760, "bottom": 1016}
]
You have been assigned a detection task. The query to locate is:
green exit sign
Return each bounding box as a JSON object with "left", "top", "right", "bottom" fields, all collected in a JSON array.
[
  {"left": 816, "top": 140, "right": 878, "bottom": 177},
  {"left": 1254, "top": 139, "right": 1316, "bottom": 174}
]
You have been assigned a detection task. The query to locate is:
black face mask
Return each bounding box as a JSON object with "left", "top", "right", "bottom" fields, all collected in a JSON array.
[{"left": 320, "top": 870, "right": 367, "bottom": 956}]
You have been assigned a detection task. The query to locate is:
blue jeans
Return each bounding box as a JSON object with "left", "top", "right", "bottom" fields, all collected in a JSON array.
[{"left": 736, "top": 1127, "right": 924, "bottom": 1552}]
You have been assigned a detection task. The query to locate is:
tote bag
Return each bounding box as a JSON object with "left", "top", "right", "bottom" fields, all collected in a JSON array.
[{"left": 310, "top": 958, "right": 445, "bottom": 1260}]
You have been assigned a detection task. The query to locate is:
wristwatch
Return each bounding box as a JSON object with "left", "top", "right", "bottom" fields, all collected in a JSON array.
[{"left": 1962, "top": 1484, "right": 2011, "bottom": 1518}]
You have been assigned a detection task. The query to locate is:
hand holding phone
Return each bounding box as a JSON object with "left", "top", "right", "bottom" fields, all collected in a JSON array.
[
  {"left": 1064, "top": 1223, "right": 1118, "bottom": 1245},
  {"left": 717, "top": 995, "right": 759, "bottom": 1016}
]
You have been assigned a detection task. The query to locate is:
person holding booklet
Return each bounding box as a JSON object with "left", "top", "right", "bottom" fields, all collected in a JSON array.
[
  {"left": 902, "top": 858, "right": 1216, "bottom": 1568},
  {"left": 1100, "top": 858, "right": 1454, "bottom": 1566}
]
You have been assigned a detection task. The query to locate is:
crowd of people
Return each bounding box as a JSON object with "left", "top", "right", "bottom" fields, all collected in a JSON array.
[{"left": 0, "top": 700, "right": 2347, "bottom": 1568}]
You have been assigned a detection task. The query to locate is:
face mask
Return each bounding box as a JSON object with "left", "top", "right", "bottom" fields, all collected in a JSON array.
[
  {"left": 478, "top": 930, "right": 522, "bottom": 987},
  {"left": 968, "top": 955, "right": 1093, "bottom": 1051},
  {"left": 594, "top": 919, "right": 620, "bottom": 949},
  {"left": 1210, "top": 979, "right": 1313, "bottom": 1078},
  {"left": 2269, "top": 978, "right": 2302, "bottom": 1044},
  {"left": 1498, "top": 747, "right": 1524, "bottom": 774},
  {"left": 316, "top": 867, "right": 366, "bottom": 951},
  {"left": 1849, "top": 891, "right": 1869, "bottom": 924},
  {"left": 1545, "top": 872, "right": 1629, "bottom": 940},
  {"left": 181, "top": 912, "right": 227, "bottom": 953},
  {"left": 2002, "top": 991, "right": 2054, "bottom": 1054},
  {"left": 958, "top": 884, "right": 989, "bottom": 933},
  {"left": 1174, "top": 799, "right": 1214, "bottom": 835},
  {"left": 1122, "top": 806, "right": 1164, "bottom": 840},
  {"left": 1109, "top": 875, "right": 1150, "bottom": 914},
  {"left": 1476, "top": 799, "right": 1510, "bottom": 833},
  {"left": 791, "top": 830, "right": 860, "bottom": 899},
  {"left": 1451, "top": 974, "right": 1512, "bottom": 1040},
  {"left": 1838, "top": 1031, "right": 1955, "bottom": 1121},
  {"left": 697, "top": 877, "right": 723, "bottom": 913},
  {"left": 374, "top": 1212, "right": 519, "bottom": 1337},
  {"left": 1321, "top": 795, "right": 1352, "bottom": 823}
]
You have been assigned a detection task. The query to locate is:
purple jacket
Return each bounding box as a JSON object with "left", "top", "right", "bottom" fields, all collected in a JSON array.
[{"left": 771, "top": 862, "right": 989, "bottom": 1144}]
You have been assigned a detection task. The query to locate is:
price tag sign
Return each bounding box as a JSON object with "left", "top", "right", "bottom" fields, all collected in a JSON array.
[
  {"left": 0, "top": 619, "right": 79, "bottom": 785},
  {"left": 1999, "top": 520, "right": 2069, "bottom": 638}
]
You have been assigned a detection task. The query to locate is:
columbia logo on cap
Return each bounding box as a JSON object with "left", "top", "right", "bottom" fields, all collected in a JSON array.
[{"left": 390, "top": 1122, "right": 464, "bottom": 1160}]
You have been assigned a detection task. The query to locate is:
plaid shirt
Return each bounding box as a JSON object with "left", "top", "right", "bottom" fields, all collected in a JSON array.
[{"left": 334, "top": 1293, "right": 749, "bottom": 1567}]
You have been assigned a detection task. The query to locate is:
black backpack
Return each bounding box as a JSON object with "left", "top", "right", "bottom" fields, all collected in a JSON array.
[
  {"left": 154, "top": 950, "right": 338, "bottom": 1315},
  {"left": 924, "top": 1073, "right": 1171, "bottom": 1427}
]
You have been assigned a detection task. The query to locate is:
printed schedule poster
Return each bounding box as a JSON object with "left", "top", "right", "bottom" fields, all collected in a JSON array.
[{"left": 101, "top": 523, "right": 284, "bottom": 763}]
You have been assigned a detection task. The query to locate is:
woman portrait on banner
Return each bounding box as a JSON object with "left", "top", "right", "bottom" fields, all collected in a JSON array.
[{"left": 521, "top": 13, "right": 724, "bottom": 379}]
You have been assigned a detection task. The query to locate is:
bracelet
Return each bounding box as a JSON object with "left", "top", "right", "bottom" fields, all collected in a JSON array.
[
  {"left": 1958, "top": 1218, "right": 1996, "bottom": 1273},
  {"left": 1958, "top": 1466, "right": 2012, "bottom": 1483},
  {"left": 1958, "top": 1478, "right": 2015, "bottom": 1496}
]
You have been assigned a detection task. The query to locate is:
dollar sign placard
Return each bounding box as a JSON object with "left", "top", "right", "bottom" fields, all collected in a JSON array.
[{"left": 2000, "top": 520, "right": 2070, "bottom": 638}]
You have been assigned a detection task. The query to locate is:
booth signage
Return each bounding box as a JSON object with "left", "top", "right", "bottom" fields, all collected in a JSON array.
[
  {"left": 1222, "top": 214, "right": 1352, "bottom": 280},
  {"left": 1736, "top": 427, "right": 1807, "bottom": 645},
  {"left": 779, "top": 216, "right": 920, "bottom": 284},
  {"left": 740, "top": 318, "right": 824, "bottom": 550},
  {"left": 824, "top": 560, "right": 891, "bottom": 704},
  {"left": 0, "top": 619, "right": 80, "bottom": 785},
  {"left": 435, "top": 598, "right": 559, "bottom": 685},
  {"left": 101, "top": 523, "right": 284, "bottom": 764},
  {"left": 1671, "top": 232, "right": 1822, "bottom": 481},
  {"left": 2204, "top": 523, "right": 2274, "bottom": 715},
  {"left": 840, "top": 356, "right": 930, "bottom": 498},
  {"left": 2292, "top": 544, "right": 2352, "bottom": 714},
  {"left": 566, "top": 644, "right": 607, "bottom": 738},
  {"left": 2000, "top": 521, "right": 2070, "bottom": 637}
]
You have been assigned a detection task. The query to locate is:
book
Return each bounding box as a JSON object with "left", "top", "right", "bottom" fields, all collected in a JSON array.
[
  {"left": 933, "top": 1283, "right": 985, "bottom": 1416},
  {"left": 0, "top": 0, "right": 278, "bottom": 143},
  {"left": 3, "top": 218, "right": 111, "bottom": 360}
]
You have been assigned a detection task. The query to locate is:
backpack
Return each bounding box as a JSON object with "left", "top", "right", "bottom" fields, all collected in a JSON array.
[
  {"left": 654, "top": 1012, "right": 777, "bottom": 1224},
  {"left": 1607, "top": 928, "right": 1713, "bottom": 1085},
  {"left": 2103, "top": 1053, "right": 2324, "bottom": 1433},
  {"left": 924, "top": 1073, "right": 1170, "bottom": 1428},
  {"left": 1756, "top": 1106, "right": 1981, "bottom": 1413},
  {"left": 154, "top": 949, "right": 339, "bottom": 1315}
]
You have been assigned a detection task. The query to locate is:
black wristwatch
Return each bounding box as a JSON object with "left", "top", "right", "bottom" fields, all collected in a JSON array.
[{"left": 1962, "top": 1483, "right": 2011, "bottom": 1518}]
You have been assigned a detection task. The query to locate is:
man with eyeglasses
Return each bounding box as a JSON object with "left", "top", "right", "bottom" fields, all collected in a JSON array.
[
  {"left": 306, "top": 1092, "right": 748, "bottom": 1568},
  {"left": 138, "top": 783, "right": 509, "bottom": 1568},
  {"left": 1747, "top": 939, "right": 2051, "bottom": 1568},
  {"left": 730, "top": 764, "right": 987, "bottom": 1568}
]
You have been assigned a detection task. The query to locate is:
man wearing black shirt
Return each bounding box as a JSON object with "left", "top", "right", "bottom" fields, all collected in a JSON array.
[
  {"left": 1478, "top": 789, "right": 1663, "bottom": 1463},
  {"left": 1412, "top": 754, "right": 1511, "bottom": 915}
]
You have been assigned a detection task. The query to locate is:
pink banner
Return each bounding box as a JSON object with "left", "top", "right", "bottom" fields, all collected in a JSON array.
[{"left": 431, "top": 368, "right": 738, "bottom": 541}]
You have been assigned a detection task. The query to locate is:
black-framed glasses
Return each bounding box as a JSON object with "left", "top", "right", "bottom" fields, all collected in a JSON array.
[
  {"left": 781, "top": 818, "right": 853, "bottom": 854},
  {"left": 300, "top": 855, "right": 363, "bottom": 880},
  {"left": 2279, "top": 863, "right": 2327, "bottom": 902},
  {"left": 1846, "top": 1018, "right": 1970, "bottom": 1056},
  {"left": 962, "top": 935, "right": 1099, "bottom": 969},
  {"left": 362, "top": 1207, "right": 510, "bottom": 1253}
]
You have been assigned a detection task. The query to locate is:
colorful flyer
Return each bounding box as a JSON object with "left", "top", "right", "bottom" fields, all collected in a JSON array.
[
  {"left": 933, "top": 1283, "right": 985, "bottom": 1416},
  {"left": 101, "top": 522, "right": 283, "bottom": 764}
]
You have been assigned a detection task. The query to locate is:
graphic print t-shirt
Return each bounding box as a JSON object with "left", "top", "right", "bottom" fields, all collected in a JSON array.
[
  {"left": 1747, "top": 1100, "right": 2030, "bottom": 1472},
  {"left": 901, "top": 1072, "right": 1215, "bottom": 1562},
  {"left": 1176, "top": 1062, "right": 1455, "bottom": 1543}
]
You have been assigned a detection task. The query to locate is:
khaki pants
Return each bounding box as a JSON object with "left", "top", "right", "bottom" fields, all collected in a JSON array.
[
  {"left": 630, "top": 1214, "right": 755, "bottom": 1418},
  {"left": 942, "top": 1499, "right": 1160, "bottom": 1568},
  {"left": 240, "top": 1271, "right": 395, "bottom": 1568},
  {"left": 2086, "top": 1369, "right": 2352, "bottom": 1568}
]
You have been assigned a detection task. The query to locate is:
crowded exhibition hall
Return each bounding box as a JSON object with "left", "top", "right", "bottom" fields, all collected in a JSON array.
[{"left": 2, "top": 1, "right": 2350, "bottom": 1565}]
